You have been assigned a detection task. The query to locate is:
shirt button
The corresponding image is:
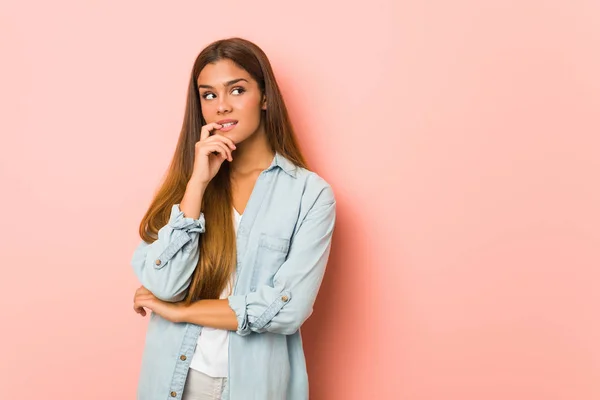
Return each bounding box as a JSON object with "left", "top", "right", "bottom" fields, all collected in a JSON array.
[
  {"left": 281, "top": 295, "right": 289, "bottom": 302},
  {"left": 170, "top": 391, "right": 177, "bottom": 397},
  {"left": 180, "top": 355, "right": 187, "bottom": 361},
  {"left": 155, "top": 259, "right": 161, "bottom": 266}
]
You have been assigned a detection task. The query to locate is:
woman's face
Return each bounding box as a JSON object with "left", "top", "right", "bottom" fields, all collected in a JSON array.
[{"left": 197, "top": 59, "right": 266, "bottom": 144}]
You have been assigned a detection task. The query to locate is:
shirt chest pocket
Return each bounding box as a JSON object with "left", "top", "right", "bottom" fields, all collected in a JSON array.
[{"left": 250, "top": 233, "right": 290, "bottom": 291}]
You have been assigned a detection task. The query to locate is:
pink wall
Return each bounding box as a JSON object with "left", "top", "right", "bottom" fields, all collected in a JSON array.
[{"left": 1, "top": 0, "right": 599, "bottom": 399}]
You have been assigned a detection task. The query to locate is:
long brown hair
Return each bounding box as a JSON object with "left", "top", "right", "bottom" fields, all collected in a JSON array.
[{"left": 138, "top": 37, "right": 308, "bottom": 303}]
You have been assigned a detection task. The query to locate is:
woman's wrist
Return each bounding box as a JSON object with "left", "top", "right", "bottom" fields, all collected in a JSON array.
[
  {"left": 175, "top": 302, "right": 190, "bottom": 323},
  {"left": 188, "top": 174, "right": 209, "bottom": 191},
  {"left": 180, "top": 177, "right": 207, "bottom": 219}
]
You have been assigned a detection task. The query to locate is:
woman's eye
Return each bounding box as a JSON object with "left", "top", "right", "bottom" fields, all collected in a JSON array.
[
  {"left": 232, "top": 87, "right": 245, "bottom": 95},
  {"left": 203, "top": 93, "right": 216, "bottom": 100}
]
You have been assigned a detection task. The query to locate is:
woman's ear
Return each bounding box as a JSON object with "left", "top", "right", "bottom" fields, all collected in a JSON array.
[{"left": 261, "top": 94, "right": 267, "bottom": 110}]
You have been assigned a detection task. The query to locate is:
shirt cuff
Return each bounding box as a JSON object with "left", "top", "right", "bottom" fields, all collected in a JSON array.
[
  {"left": 228, "top": 289, "right": 292, "bottom": 336},
  {"left": 168, "top": 204, "right": 206, "bottom": 233}
]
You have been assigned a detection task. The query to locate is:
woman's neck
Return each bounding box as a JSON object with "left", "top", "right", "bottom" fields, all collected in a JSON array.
[{"left": 230, "top": 131, "right": 275, "bottom": 177}]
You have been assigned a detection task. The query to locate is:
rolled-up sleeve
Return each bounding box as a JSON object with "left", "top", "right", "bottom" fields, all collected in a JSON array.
[
  {"left": 131, "top": 204, "right": 205, "bottom": 302},
  {"left": 228, "top": 186, "right": 336, "bottom": 336}
]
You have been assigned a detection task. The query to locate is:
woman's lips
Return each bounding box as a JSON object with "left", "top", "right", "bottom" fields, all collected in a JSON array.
[{"left": 219, "top": 121, "right": 238, "bottom": 132}]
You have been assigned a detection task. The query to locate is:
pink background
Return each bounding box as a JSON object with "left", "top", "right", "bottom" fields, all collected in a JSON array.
[{"left": 1, "top": 0, "right": 599, "bottom": 399}]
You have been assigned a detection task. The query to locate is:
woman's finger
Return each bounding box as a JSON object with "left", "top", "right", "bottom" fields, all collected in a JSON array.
[
  {"left": 199, "top": 123, "right": 223, "bottom": 141},
  {"left": 207, "top": 134, "right": 237, "bottom": 150},
  {"left": 202, "top": 140, "right": 231, "bottom": 157},
  {"left": 202, "top": 142, "right": 232, "bottom": 161},
  {"left": 135, "top": 294, "right": 155, "bottom": 303},
  {"left": 134, "top": 286, "right": 150, "bottom": 302},
  {"left": 133, "top": 299, "right": 147, "bottom": 316},
  {"left": 133, "top": 303, "right": 147, "bottom": 316},
  {"left": 211, "top": 142, "right": 233, "bottom": 161}
]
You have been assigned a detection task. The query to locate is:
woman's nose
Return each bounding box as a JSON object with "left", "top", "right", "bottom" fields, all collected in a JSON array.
[{"left": 217, "top": 97, "right": 232, "bottom": 114}]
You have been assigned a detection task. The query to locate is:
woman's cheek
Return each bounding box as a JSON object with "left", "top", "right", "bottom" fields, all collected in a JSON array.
[{"left": 199, "top": 103, "right": 215, "bottom": 119}]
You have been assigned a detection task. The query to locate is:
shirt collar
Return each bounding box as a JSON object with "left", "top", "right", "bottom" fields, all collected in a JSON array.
[{"left": 264, "top": 151, "right": 298, "bottom": 178}]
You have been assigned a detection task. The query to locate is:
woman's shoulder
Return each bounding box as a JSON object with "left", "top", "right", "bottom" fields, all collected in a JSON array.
[
  {"left": 274, "top": 152, "right": 335, "bottom": 204},
  {"left": 292, "top": 166, "right": 336, "bottom": 204}
]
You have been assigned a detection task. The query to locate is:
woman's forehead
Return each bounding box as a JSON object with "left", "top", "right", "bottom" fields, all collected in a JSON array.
[{"left": 197, "top": 59, "right": 253, "bottom": 86}]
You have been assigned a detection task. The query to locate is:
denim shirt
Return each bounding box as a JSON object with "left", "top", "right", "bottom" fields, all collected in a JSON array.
[{"left": 131, "top": 152, "right": 337, "bottom": 400}]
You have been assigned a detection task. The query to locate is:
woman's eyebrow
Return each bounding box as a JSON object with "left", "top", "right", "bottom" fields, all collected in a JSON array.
[{"left": 198, "top": 78, "right": 249, "bottom": 89}]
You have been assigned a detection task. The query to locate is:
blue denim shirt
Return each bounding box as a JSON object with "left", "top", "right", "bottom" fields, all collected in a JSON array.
[{"left": 131, "top": 152, "right": 336, "bottom": 400}]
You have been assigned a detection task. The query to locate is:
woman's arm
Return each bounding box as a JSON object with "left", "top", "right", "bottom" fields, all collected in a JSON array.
[
  {"left": 131, "top": 122, "right": 236, "bottom": 302},
  {"left": 130, "top": 179, "right": 207, "bottom": 302},
  {"left": 179, "top": 299, "right": 238, "bottom": 330},
  {"left": 133, "top": 287, "right": 237, "bottom": 330},
  {"left": 228, "top": 184, "right": 336, "bottom": 336},
  {"left": 134, "top": 183, "right": 336, "bottom": 335},
  {"left": 179, "top": 176, "right": 207, "bottom": 219}
]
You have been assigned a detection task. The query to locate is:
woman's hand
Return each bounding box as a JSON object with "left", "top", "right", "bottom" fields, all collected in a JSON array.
[
  {"left": 133, "top": 286, "right": 186, "bottom": 323},
  {"left": 191, "top": 122, "right": 237, "bottom": 185}
]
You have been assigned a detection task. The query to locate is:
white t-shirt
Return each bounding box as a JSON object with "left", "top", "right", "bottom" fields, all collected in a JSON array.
[{"left": 189, "top": 207, "right": 242, "bottom": 377}]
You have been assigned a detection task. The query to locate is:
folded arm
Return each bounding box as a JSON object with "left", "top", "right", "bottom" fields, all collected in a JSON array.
[
  {"left": 227, "top": 185, "right": 336, "bottom": 336},
  {"left": 130, "top": 204, "right": 205, "bottom": 302}
]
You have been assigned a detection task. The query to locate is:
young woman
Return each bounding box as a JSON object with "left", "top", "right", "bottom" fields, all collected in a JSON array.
[{"left": 130, "top": 37, "right": 337, "bottom": 400}]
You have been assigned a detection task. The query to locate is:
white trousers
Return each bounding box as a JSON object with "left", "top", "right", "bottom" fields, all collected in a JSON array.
[{"left": 181, "top": 368, "right": 227, "bottom": 400}]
